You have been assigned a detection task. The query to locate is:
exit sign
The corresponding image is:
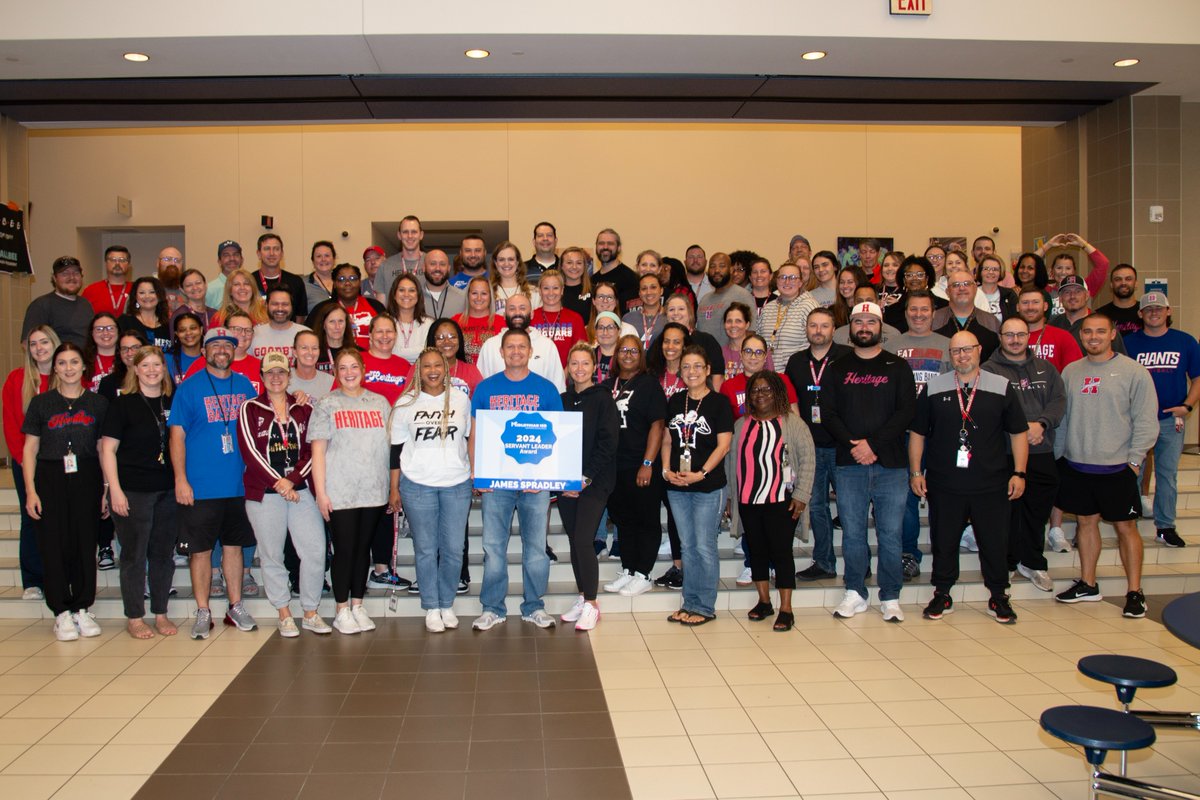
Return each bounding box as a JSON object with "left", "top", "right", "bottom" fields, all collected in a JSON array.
[{"left": 891, "top": 0, "right": 931, "bottom": 14}]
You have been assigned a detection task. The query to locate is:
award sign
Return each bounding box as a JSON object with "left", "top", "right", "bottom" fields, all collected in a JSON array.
[
  {"left": 473, "top": 410, "right": 582, "bottom": 491},
  {"left": 0, "top": 206, "right": 31, "bottom": 274}
]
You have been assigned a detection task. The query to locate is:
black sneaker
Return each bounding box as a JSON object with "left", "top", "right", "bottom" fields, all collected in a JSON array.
[
  {"left": 1157, "top": 528, "right": 1186, "bottom": 548},
  {"left": 1123, "top": 590, "right": 1147, "bottom": 619},
  {"left": 832, "top": 516, "right": 842, "bottom": 529},
  {"left": 97, "top": 547, "right": 116, "bottom": 570},
  {"left": 407, "top": 579, "right": 420, "bottom": 595},
  {"left": 795, "top": 563, "right": 836, "bottom": 582},
  {"left": 322, "top": 579, "right": 332, "bottom": 596},
  {"left": 901, "top": 554, "right": 920, "bottom": 582},
  {"left": 1055, "top": 579, "right": 1101, "bottom": 603},
  {"left": 288, "top": 578, "right": 300, "bottom": 599},
  {"left": 922, "top": 592, "right": 954, "bottom": 620},
  {"left": 987, "top": 595, "right": 1017, "bottom": 624},
  {"left": 608, "top": 540, "right": 621, "bottom": 560},
  {"left": 457, "top": 577, "right": 470, "bottom": 595},
  {"left": 654, "top": 565, "right": 683, "bottom": 589},
  {"left": 546, "top": 545, "right": 558, "bottom": 562}
]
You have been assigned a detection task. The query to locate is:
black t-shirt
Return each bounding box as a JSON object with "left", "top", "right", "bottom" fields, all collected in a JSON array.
[
  {"left": 665, "top": 389, "right": 734, "bottom": 493},
  {"left": 594, "top": 264, "right": 639, "bottom": 314},
  {"left": 117, "top": 315, "right": 171, "bottom": 353},
  {"left": 784, "top": 343, "right": 852, "bottom": 449},
  {"left": 689, "top": 330, "right": 727, "bottom": 379},
  {"left": 819, "top": 350, "right": 916, "bottom": 468},
  {"left": 561, "top": 284, "right": 592, "bottom": 322},
  {"left": 97, "top": 371, "right": 125, "bottom": 403},
  {"left": 912, "top": 369, "right": 1028, "bottom": 495},
  {"left": 604, "top": 372, "right": 668, "bottom": 470},
  {"left": 252, "top": 269, "right": 308, "bottom": 319},
  {"left": 101, "top": 392, "right": 175, "bottom": 492},
  {"left": 1096, "top": 302, "right": 1143, "bottom": 338},
  {"left": 22, "top": 390, "right": 108, "bottom": 461}
]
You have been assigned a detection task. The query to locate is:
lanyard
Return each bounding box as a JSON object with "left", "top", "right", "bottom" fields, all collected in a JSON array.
[
  {"left": 955, "top": 373, "right": 979, "bottom": 432},
  {"left": 108, "top": 282, "right": 129, "bottom": 312},
  {"left": 203, "top": 369, "right": 235, "bottom": 438},
  {"left": 772, "top": 299, "right": 793, "bottom": 341},
  {"left": 139, "top": 392, "right": 167, "bottom": 464},
  {"left": 809, "top": 354, "right": 830, "bottom": 389}
]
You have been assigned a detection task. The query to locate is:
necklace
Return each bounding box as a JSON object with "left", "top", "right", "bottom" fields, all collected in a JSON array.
[{"left": 139, "top": 392, "right": 167, "bottom": 464}]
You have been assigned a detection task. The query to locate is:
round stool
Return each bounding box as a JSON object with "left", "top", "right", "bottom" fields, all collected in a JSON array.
[
  {"left": 1041, "top": 705, "right": 1156, "bottom": 776},
  {"left": 1078, "top": 654, "right": 1177, "bottom": 707}
]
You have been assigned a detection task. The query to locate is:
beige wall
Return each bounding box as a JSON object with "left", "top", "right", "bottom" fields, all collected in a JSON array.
[{"left": 25, "top": 122, "right": 1022, "bottom": 284}]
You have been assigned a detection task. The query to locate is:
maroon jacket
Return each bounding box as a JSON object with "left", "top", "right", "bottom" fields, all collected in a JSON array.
[{"left": 237, "top": 391, "right": 314, "bottom": 502}]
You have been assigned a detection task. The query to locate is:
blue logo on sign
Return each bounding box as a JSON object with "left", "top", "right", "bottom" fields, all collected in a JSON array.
[{"left": 501, "top": 412, "right": 557, "bottom": 465}]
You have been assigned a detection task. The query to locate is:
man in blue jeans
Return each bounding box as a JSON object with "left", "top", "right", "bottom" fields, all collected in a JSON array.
[
  {"left": 470, "top": 326, "right": 564, "bottom": 631},
  {"left": 1124, "top": 292, "right": 1200, "bottom": 549},
  {"left": 818, "top": 302, "right": 916, "bottom": 622}
]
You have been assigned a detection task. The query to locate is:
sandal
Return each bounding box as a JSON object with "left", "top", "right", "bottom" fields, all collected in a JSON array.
[
  {"left": 667, "top": 610, "right": 688, "bottom": 624},
  {"left": 748, "top": 602, "right": 775, "bottom": 621},
  {"left": 679, "top": 612, "right": 715, "bottom": 626},
  {"left": 773, "top": 611, "right": 795, "bottom": 632}
]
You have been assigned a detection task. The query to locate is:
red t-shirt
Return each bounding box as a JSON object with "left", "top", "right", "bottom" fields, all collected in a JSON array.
[
  {"left": 342, "top": 296, "right": 380, "bottom": 349},
  {"left": 531, "top": 307, "right": 586, "bottom": 366},
  {"left": 1028, "top": 324, "right": 1084, "bottom": 373},
  {"left": 81, "top": 280, "right": 131, "bottom": 317},
  {"left": 449, "top": 360, "right": 483, "bottom": 398},
  {"left": 89, "top": 353, "right": 116, "bottom": 392},
  {"left": 183, "top": 354, "right": 264, "bottom": 395},
  {"left": 720, "top": 372, "right": 799, "bottom": 419},
  {"left": 454, "top": 313, "right": 505, "bottom": 366},
  {"left": 361, "top": 351, "right": 413, "bottom": 405}
]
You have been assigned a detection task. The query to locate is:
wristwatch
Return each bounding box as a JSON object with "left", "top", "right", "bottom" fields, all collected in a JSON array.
[
  {"left": 1011, "top": 471, "right": 1026, "bottom": 479},
  {"left": 642, "top": 459, "right": 653, "bottom": 467},
  {"left": 1186, "top": 404, "right": 1194, "bottom": 413}
]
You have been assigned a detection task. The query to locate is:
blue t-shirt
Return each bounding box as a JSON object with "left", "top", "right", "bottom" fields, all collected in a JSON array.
[
  {"left": 168, "top": 368, "right": 254, "bottom": 499},
  {"left": 472, "top": 370, "right": 563, "bottom": 416},
  {"left": 1125, "top": 329, "right": 1200, "bottom": 420}
]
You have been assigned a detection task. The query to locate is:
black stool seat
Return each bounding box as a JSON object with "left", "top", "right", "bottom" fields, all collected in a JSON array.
[
  {"left": 1041, "top": 705, "right": 1156, "bottom": 765},
  {"left": 1078, "top": 655, "right": 1177, "bottom": 705}
]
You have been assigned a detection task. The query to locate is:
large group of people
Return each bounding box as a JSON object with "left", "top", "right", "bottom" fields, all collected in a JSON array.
[{"left": 6, "top": 219, "right": 1195, "bottom": 641}]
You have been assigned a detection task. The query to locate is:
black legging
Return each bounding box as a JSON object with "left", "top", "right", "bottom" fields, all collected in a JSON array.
[
  {"left": 608, "top": 467, "right": 665, "bottom": 577},
  {"left": 559, "top": 485, "right": 611, "bottom": 601},
  {"left": 739, "top": 500, "right": 797, "bottom": 590},
  {"left": 329, "top": 505, "right": 384, "bottom": 603},
  {"left": 665, "top": 498, "right": 681, "bottom": 561},
  {"left": 34, "top": 458, "right": 102, "bottom": 616}
]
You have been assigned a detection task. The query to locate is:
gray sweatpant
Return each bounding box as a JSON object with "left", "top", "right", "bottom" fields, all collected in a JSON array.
[{"left": 245, "top": 489, "right": 327, "bottom": 612}]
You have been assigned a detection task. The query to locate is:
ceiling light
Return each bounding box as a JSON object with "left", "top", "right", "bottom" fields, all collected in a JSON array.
[
  {"left": 464, "top": 49, "right": 490, "bottom": 60},
  {"left": 123, "top": 52, "right": 149, "bottom": 63},
  {"left": 801, "top": 51, "right": 827, "bottom": 61},
  {"left": 1113, "top": 58, "right": 1140, "bottom": 68}
]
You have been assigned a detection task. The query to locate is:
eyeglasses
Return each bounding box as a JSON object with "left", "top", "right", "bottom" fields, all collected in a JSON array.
[
  {"left": 618, "top": 347, "right": 640, "bottom": 355},
  {"left": 434, "top": 332, "right": 458, "bottom": 342},
  {"left": 680, "top": 364, "right": 707, "bottom": 372},
  {"left": 594, "top": 295, "right": 616, "bottom": 303},
  {"left": 119, "top": 345, "right": 142, "bottom": 354},
  {"left": 93, "top": 325, "right": 116, "bottom": 333},
  {"left": 742, "top": 348, "right": 766, "bottom": 358},
  {"left": 1000, "top": 332, "right": 1029, "bottom": 339},
  {"left": 927, "top": 254, "right": 945, "bottom": 262},
  {"left": 159, "top": 256, "right": 182, "bottom": 265},
  {"left": 335, "top": 275, "right": 360, "bottom": 283},
  {"left": 595, "top": 324, "right": 618, "bottom": 332},
  {"left": 903, "top": 271, "right": 926, "bottom": 279},
  {"left": 776, "top": 275, "right": 800, "bottom": 283},
  {"left": 105, "top": 256, "right": 129, "bottom": 264},
  {"left": 226, "top": 326, "right": 253, "bottom": 335},
  {"left": 749, "top": 386, "right": 774, "bottom": 395},
  {"left": 949, "top": 345, "right": 980, "bottom": 356},
  {"left": 949, "top": 281, "right": 975, "bottom": 290}
]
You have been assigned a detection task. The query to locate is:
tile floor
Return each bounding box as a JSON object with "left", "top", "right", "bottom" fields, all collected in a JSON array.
[{"left": 0, "top": 597, "right": 1197, "bottom": 799}]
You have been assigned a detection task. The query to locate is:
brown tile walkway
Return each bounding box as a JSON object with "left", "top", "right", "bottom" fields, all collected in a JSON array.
[{"left": 134, "top": 618, "right": 632, "bottom": 800}]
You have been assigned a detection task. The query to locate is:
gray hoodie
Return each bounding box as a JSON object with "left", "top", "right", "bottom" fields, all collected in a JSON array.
[
  {"left": 1054, "top": 353, "right": 1159, "bottom": 467},
  {"left": 982, "top": 347, "right": 1066, "bottom": 454}
]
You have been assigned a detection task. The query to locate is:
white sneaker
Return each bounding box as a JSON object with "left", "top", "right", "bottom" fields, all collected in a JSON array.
[
  {"left": 301, "top": 614, "right": 332, "bottom": 634},
  {"left": 54, "top": 611, "right": 79, "bottom": 641},
  {"left": 561, "top": 595, "right": 587, "bottom": 623},
  {"left": 333, "top": 607, "right": 361, "bottom": 635},
  {"left": 880, "top": 600, "right": 905, "bottom": 623},
  {"left": 619, "top": 573, "right": 653, "bottom": 596},
  {"left": 733, "top": 538, "right": 745, "bottom": 556},
  {"left": 1016, "top": 563, "right": 1055, "bottom": 592},
  {"left": 575, "top": 603, "right": 600, "bottom": 631},
  {"left": 521, "top": 609, "right": 556, "bottom": 628},
  {"left": 604, "top": 570, "right": 634, "bottom": 593},
  {"left": 1047, "top": 526, "right": 1072, "bottom": 553},
  {"left": 73, "top": 611, "right": 102, "bottom": 638},
  {"left": 472, "top": 611, "right": 505, "bottom": 631},
  {"left": 440, "top": 608, "right": 459, "bottom": 630},
  {"left": 425, "top": 609, "right": 446, "bottom": 633},
  {"left": 960, "top": 525, "right": 979, "bottom": 552},
  {"left": 735, "top": 566, "right": 753, "bottom": 586},
  {"left": 22, "top": 587, "right": 43, "bottom": 601},
  {"left": 1141, "top": 495, "right": 1154, "bottom": 518},
  {"left": 278, "top": 616, "right": 300, "bottom": 638},
  {"left": 351, "top": 604, "right": 375, "bottom": 632},
  {"left": 832, "top": 589, "right": 869, "bottom": 619},
  {"left": 658, "top": 538, "right": 671, "bottom": 557}
]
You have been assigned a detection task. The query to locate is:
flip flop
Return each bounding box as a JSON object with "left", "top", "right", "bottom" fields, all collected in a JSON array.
[
  {"left": 667, "top": 610, "right": 688, "bottom": 623},
  {"left": 773, "top": 611, "right": 795, "bottom": 632},
  {"left": 679, "top": 613, "right": 715, "bottom": 626}
]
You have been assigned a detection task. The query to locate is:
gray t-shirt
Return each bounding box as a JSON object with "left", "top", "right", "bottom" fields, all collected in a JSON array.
[
  {"left": 695, "top": 285, "right": 756, "bottom": 340},
  {"left": 288, "top": 369, "right": 336, "bottom": 402},
  {"left": 308, "top": 389, "right": 391, "bottom": 509},
  {"left": 250, "top": 322, "right": 310, "bottom": 362},
  {"left": 884, "top": 331, "right": 952, "bottom": 394}
]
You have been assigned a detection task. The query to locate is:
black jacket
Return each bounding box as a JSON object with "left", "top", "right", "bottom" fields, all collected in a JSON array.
[{"left": 561, "top": 383, "right": 619, "bottom": 495}]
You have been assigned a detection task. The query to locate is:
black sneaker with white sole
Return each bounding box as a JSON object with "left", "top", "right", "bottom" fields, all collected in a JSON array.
[
  {"left": 987, "top": 595, "right": 1017, "bottom": 624},
  {"left": 901, "top": 554, "right": 920, "bottom": 582},
  {"left": 1055, "top": 579, "right": 1101, "bottom": 603},
  {"left": 922, "top": 591, "right": 954, "bottom": 620},
  {"left": 795, "top": 563, "right": 836, "bottom": 582},
  {"left": 1157, "top": 528, "right": 1186, "bottom": 548},
  {"left": 653, "top": 565, "right": 683, "bottom": 589},
  {"left": 1123, "top": 590, "right": 1147, "bottom": 619},
  {"left": 97, "top": 547, "right": 116, "bottom": 570}
]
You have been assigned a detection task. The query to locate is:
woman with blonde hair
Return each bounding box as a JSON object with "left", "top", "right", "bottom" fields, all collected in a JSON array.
[
  {"left": 559, "top": 246, "right": 594, "bottom": 321},
  {"left": 214, "top": 269, "right": 268, "bottom": 326},
  {"left": 454, "top": 276, "right": 504, "bottom": 365},
  {"left": 489, "top": 240, "right": 539, "bottom": 314}
]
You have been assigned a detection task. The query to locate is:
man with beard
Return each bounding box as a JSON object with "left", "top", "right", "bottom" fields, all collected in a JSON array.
[
  {"left": 819, "top": 302, "right": 915, "bottom": 622},
  {"left": 786, "top": 307, "right": 850, "bottom": 582},
  {"left": 983, "top": 316, "right": 1066, "bottom": 594},
  {"left": 788, "top": 234, "right": 811, "bottom": 266},
  {"left": 360, "top": 246, "right": 385, "bottom": 300},
  {"left": 250, "top": 234, "right": 307, "bottom": 322},
  {"left": 933, "top": 265, "right": 1000, "bottom": 360},
  {"left": 684, "top": 244, "right": 712, "bottom": 301},
  {"left": 696, "top": 252, "right": 756, "bottom": 340},
  {"left": 1096, "top": 263, "right": 1143, "bottom": 338},
  {"left": 450, "top": 235, "right": 488, "bottom": 290},
  {"left": 250, "top": 288, "right": 310, "bottom": 361},
  {"left": 420, "top": 249, "right": 466, "bottom": 319},
  {"left": 309, "top": 264, "right": 384, "bottom": 349},
  {"left": 593, "top": 229, "right": 638, "bottom": 313},
  {"left": 169, "top": 327, "right": 259, "bottom": 639},
  {"left": 474, "top": 293, "right": 565, "bottom": 391},
  {"left": 833, "top": 285, "right": 899, "bottom": 347},
  {"left": 1015, "top": 286, "right": 1082, "bottom": 372},
  {"left": 157, "top": 246, "right": 187, "bottom": 315},
  {"left": 21, "top": 256, "right": 93, "bottom": 346},
  {"left": 525, "top": 221, "right": 559, "bottom": 281},
  {"left": 81, "top": 245, "right": 133, "bottom": 317},
  {"left": 206, "top": 240, "right": 244, "bottom": 309},
  {"left": 374, "top": 215, "right": 426, "bottom": 295},
  {"left": 1049, "top": 275, "right": 1127, "bottom": 356}
]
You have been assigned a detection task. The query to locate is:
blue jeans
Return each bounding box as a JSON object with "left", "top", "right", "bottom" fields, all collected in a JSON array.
[
  {"left": 808, "top": 447, "right": 838, "bottom": 573},
  {"left": 835, "top": 464, "right": 906, "bottom": 601},
  {"left": 480, "top": 490, "right": 551, "bottom": 617},
  {"left": 901, "top": 435, "right": 925, "bottom": 562},
  {"left": 667, "top": 489, "right": 723, "bottom": 618},
  {"left": 1152, "top": 417, "right": 1185, "bottom": 530},
  {"left": 12, "top": 461, "right": 44, "bottom": 590},
  {"left": 401, "top": 476, "right": 472, "bottom": 611}
]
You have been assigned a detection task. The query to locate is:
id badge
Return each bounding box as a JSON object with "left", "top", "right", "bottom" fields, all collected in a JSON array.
[
  {"left": 221, "top": 433, "right": 234, "bottom": 454},
  {"left": 63, "top": 453, "right": 78, "bottom": 474},
  {"left": 782, "top": 462, "right": 795, "bottom": 489},
  {"left": 679, "top": 447, "right": 692, "bottom": 473},
  {"left": 811, "top": 405, "right": 822, "bottom": 424},
  {"left": 956, "top": 447, "right": 971, "bottom": 469}
]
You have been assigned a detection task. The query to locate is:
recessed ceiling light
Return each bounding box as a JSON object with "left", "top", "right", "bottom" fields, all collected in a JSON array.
[
  {"left": 464, "top": 49, "right": 490, "bottom": 60},
  {"left": 1113, "top": 58, "right": 1140, "bottom": 68},
  {"left": 802, "top": 51, "right": 827, "bottom": 61},
  {"left": 123, "top": 52, "right": 149, "bottom": 63}
]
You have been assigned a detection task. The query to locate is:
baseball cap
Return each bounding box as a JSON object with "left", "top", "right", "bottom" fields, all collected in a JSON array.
[
  {"left": 203, "top": 327, "right": 239, "bottom": 348},
  {"left": 849, "top": 302, "right": 883, "bottom": 321},
  {"left": 1058, "top": 275, "right": 1087, "bottom": 292},
  {"left": 217, "top": 240, "right": 242, "bottom": 257},
  {"left": 363, "top": 246, "right": 385, "bottom": 260},
  {"left": 52, "top": 256, "right": 82, "bottom": 274},
  {"left": 1139, "top": 291, "right": 1169, "bottom": 310},
  {"left": 789, "top": 234, "right": 810, "bottom": 250},
  {"left": 261, "top": 352, "right": 290, "bottom": 373}
]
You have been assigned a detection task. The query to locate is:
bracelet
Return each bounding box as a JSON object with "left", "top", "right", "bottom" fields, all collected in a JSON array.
[
  {"left": 909, "top": 472, "right": 922, "bottom": 479},
  {"left": 701, "top": 469, "right": 709, "bottom": 478},
  {"left": 1011, "top": 471, "right": 1026, "bottom": 479}
]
